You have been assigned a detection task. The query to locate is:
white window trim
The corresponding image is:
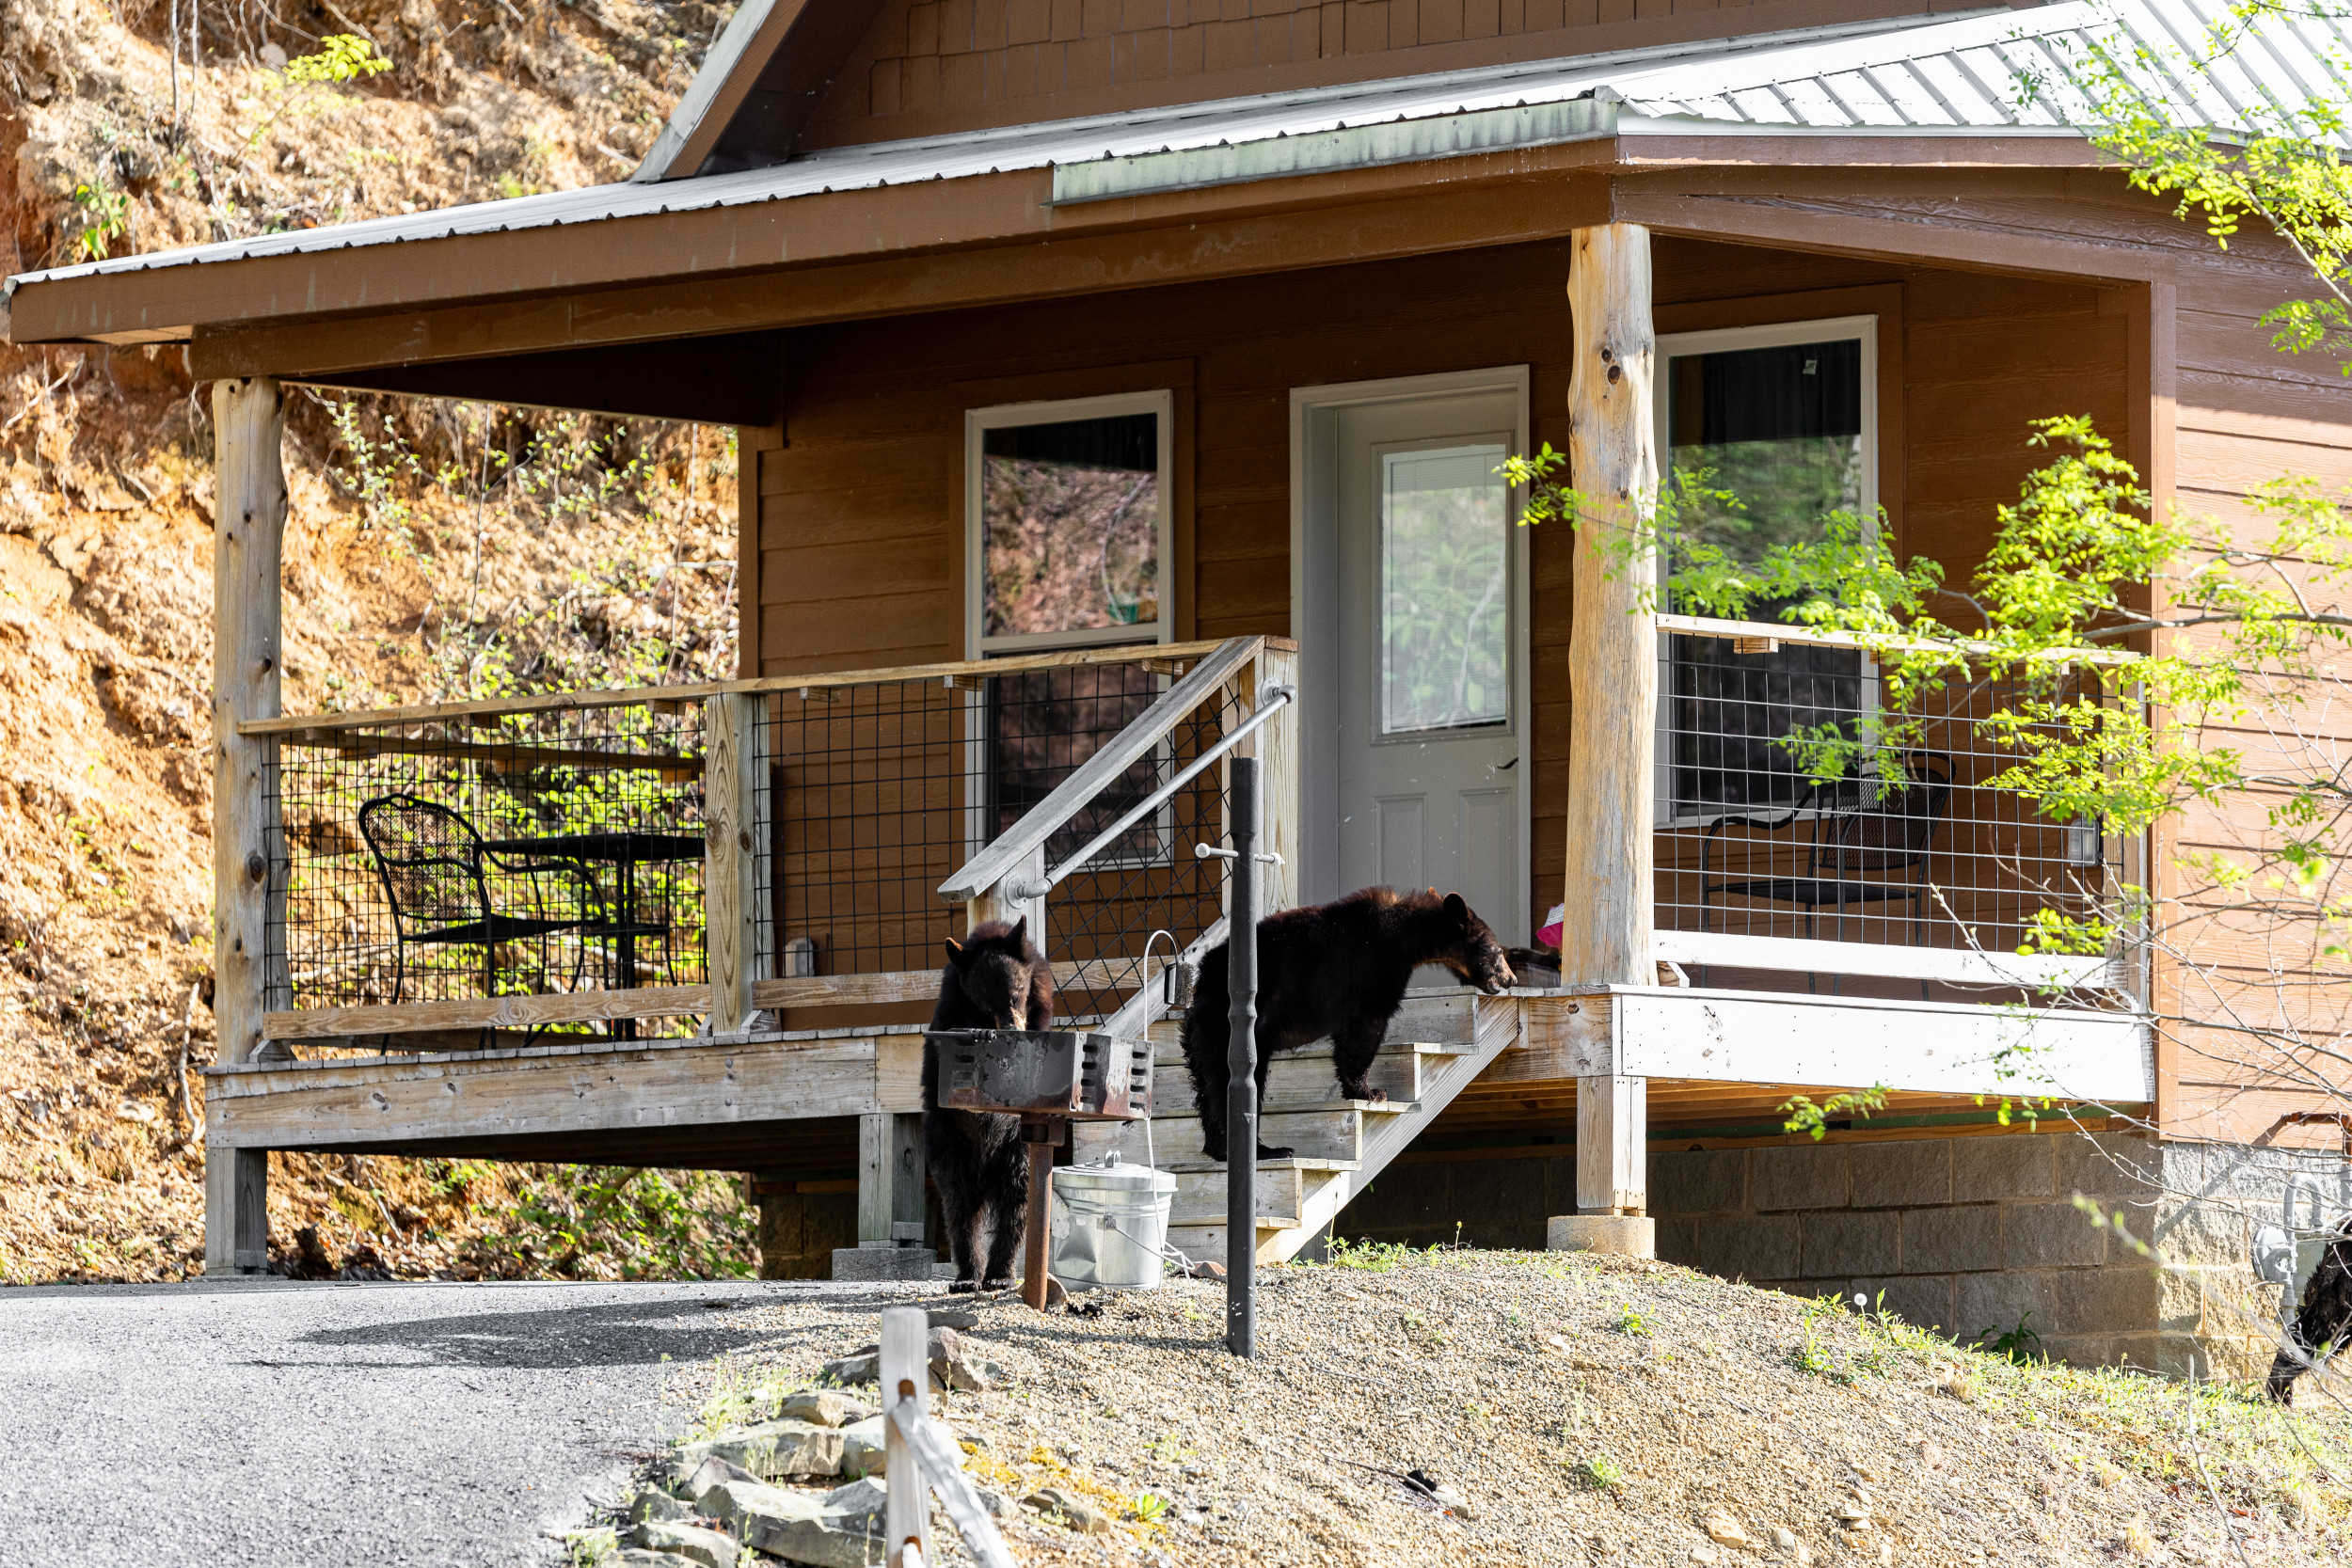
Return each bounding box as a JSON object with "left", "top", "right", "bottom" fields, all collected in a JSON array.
[
  {"left": 1650, "top": 314, "right": 1880, "bottom": 830},
  {"left": 963, "top": 389, "right": 1177, "bottom": 659}
]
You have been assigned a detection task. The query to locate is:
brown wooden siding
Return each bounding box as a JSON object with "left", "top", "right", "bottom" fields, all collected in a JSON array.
[
  {"left": 800, "top": 0, "right": 1963, "bottom": 148},
  {"left": 2161, "top": 235, "right": 2352, "bottom": 1145},
  {"left": 758, "top": 235, "right": 2129, "bottom": 945}
]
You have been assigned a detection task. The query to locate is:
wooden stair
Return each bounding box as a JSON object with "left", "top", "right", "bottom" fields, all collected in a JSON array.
[{"left": 1071, "top": 986, "right": 1521, "bottom": 1265}]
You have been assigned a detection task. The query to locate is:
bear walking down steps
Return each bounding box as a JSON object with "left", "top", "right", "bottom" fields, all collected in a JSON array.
[
  {"left": 921, "top": 917, "right": 1056, "bottom": 1293},
  {"left": 1178, "top": 887, "right": 1516, "bottom": 1164}
]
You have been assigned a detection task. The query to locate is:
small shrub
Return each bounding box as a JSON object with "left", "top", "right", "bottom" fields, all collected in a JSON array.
[
  {"left": 1614, "top": 1302, "right": 1651, "bottom": 1338},
  {"left": 1571, "top": 1450, "right": 1626, "bottom": 1491}
]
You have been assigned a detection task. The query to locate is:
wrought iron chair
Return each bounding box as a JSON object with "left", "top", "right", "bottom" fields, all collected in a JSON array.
[
  {"left": 1697, "top": 752, "right": 1955, "bottom": 997},
  {"left": 356, "top": 793, "right": 596, "bottom": 1013}
]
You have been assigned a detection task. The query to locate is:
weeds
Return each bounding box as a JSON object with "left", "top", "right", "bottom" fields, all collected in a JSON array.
[
  {"left": 1571, "top": 1450, "right": 1626, "bottom": 1491},
  {"left": 1613, "top": 1302, "right": 1652, "bottom": 1338},
  {"left": 1978, "top": 1311, "right": 2047, "bottom": 1366}
]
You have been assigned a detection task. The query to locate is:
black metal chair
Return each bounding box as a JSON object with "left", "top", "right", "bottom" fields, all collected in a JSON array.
[
  {"left": 1698, "top": 752, "right": 1955, "bottom": 997},
  {"left": 356, "top": 793, "right": 596, "bottom": 1012}
]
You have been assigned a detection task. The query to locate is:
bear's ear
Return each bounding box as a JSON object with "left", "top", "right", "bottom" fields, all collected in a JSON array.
[
  {"left": 944, "top": 938, "right": 969, "bottom": 969},
  {"left": 1442, "top": 892, "right": 1470, "bottom": 926},
  {"left": 1009, "top": 915, "right": 1028, "bottom": 948}
]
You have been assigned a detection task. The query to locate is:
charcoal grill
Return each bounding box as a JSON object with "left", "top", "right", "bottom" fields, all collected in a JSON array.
[{"left": 928, "top": 1028, "right": 1155, "bottom": 1309}]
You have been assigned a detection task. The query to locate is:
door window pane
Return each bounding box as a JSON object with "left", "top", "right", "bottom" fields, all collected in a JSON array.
[
  {"left": 1663, "top": 336, "right": 1867, "bottom": 816},
  {"left": 980, "top": 413, "right": 1160, "bottom": 640},
  {"left": 1381, "top": 444, "right": 1509, "bottom": 736}
]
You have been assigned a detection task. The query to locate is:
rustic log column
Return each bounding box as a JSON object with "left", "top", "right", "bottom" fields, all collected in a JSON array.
[
  {"left": 205, "top": 375, "right": 288, "bottom": 1275},
  {"left": 1561, "top": 224, "right": 1657, "bottom": 1238}
]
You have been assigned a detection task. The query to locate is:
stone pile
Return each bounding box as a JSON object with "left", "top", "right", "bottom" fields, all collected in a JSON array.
[{"left": 601, "top": 1343, "right": 1022, "bottom": 1568}]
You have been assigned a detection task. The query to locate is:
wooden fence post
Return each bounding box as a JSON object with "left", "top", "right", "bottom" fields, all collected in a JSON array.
[
  {"left": 858, "top": 1111, "right": 928, "bottom": 1245},
  {"left": 1252, "top": 641, "right": 1299, "bottom": 914},
  {"left": 880, "top": 1306, "right": 932, "bottom": 1564},
  {"left": 705, "top": 690, "right": 769, "bottom": 1035},
  {"left": 1562, "top": 224, "right": 1657, "bottom": 1231},
  {"left": 207, "top": 374, "right": 288, "bottom": 1276}
]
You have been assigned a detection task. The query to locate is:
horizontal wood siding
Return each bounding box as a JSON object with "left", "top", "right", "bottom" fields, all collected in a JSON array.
[
  {"left": 803, "top": 0, "right": 1953, "bottom": 148},
  {"left": 2163, "top": 238, "right": 2352, "bottom": 1143},
  {"left": 761, "top": 235, "right": 2131, "bottom": 950}
]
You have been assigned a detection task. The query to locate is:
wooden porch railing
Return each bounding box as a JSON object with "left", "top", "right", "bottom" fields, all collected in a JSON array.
[{"left": 242, "top": 634, "right": 1297, "bottom": 1052}]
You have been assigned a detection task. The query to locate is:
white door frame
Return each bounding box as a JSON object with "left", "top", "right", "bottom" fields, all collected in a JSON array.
[{"left": 1288, "top": 366, "right": 1534, "bottom": 938}]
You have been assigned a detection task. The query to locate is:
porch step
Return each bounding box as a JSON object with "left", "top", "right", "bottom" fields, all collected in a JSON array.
[
  {"left": 1148, "top": 1039, "right": 1465, "bottom": 1111},
  {"left": 1141, "top": 1101, "right": 1414, "bottom": 1164}
]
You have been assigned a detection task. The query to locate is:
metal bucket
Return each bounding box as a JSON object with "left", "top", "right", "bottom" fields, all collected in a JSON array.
[{"left": 1049, "top": 1158, "right": 1176, "bottom": 1291}]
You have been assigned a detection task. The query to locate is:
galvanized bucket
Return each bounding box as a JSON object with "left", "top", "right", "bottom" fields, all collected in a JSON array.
[{"left": 1049, "top": 1158, "right": 1177, "bottom": 1291}]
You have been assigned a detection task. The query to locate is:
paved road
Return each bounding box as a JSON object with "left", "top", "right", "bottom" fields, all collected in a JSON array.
[{"left": 0, "top": 1278, "right": 837, "bottom": 1567}]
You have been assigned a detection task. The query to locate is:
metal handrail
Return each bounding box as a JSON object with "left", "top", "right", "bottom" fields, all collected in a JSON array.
[
  {"left": 939, "top": 635, "right": 1270, "bottom": 902},
  {"left": 1002, "top": 681, "right": 1295, "bottom": 902}
]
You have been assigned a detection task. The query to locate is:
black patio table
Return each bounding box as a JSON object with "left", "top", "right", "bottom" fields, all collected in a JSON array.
[{"left": 479, "top": 831, "right": 705, "bottom": 1036}]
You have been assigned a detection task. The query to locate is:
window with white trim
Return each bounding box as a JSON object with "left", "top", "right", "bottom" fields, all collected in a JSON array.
[
  {"left": 1653, "top": 316, "right": 1879, "bottom": 825},
  {"left": 964, "top": 392, "right": 1175, "bottom": 862}
]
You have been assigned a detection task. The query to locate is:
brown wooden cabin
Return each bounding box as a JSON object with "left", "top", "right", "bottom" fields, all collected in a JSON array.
[{"left": 11, "top": 0, "right": 2348, "bottom": 1372}]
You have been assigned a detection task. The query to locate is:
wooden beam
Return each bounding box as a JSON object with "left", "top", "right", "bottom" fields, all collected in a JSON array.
[
  {"left": 296, "top": 333, "right": 787, "bottom": 426},
  {"left": 242, "top": 637, "right": 1266, "bottom": 736},
  {"left": 262, "top": 985, "right": 712, "bottom": 1040},
  {"left": 1652, "top": 930, "right": 2118, "bottom": 990},
  {"left": 706, "top": 691, "right": 768, "bottom": 1036},
  {"left": 857, "top": 1111, "right": 928, "bottom": 1245},
  {"left": 208, "top": 374, "right": 288, "bottom": 1275},
  {"left": 1577, "top": 1075, "right": 1646, "bottom": 1215},
  {"left": 1252, "top": 642, "right": 1301, "bottom": 914},
  {"left": 1561, "top": 223, "right": 1658, "bottom": 988}
]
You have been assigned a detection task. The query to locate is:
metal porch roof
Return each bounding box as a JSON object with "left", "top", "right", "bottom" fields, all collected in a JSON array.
[{"left": 8, "top": 0, "right": 2344, "bottom": 295}]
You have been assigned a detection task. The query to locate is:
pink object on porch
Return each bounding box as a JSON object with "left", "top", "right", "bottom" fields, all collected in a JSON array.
[{"left": 1536, "top": 903, "right": 1565, "bottom": 950}]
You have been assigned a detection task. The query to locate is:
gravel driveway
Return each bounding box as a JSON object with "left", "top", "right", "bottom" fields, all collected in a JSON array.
[{"left": 0, "top": 1277, "right": 841, "bottom": 1567}]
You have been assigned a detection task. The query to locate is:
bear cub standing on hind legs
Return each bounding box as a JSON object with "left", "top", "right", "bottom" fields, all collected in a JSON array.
[
  {"left": 1180, "top": 887, "right": 1516, "bottom": 1163},
  {"left": 921, "top": 917, "right": 1056, "bottom": 1293}
]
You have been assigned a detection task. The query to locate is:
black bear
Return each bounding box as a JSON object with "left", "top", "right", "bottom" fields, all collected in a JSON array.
[
  {"left": 921, "top": 917, "right": 1056, "bottom": 1293},
  {"left": 1179, "top": 887, "right": 1515, "bottom": 1163},
  {"left": 2267, "top": 1214, "right": 2352, "bottom": 1402}
]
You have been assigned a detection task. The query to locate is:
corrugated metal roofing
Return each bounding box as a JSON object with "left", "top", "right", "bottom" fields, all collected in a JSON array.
[{"left": 11, "top": 0, "right": 2344, "bottom": 292}]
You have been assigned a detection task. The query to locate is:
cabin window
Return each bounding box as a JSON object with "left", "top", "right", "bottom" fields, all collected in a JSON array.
[
  {"left": 1652, "top": 316, "right": 1878, "bottom": 825},
  {"left": 964, "top": 392, "right": 1177, "bottom": 864}
]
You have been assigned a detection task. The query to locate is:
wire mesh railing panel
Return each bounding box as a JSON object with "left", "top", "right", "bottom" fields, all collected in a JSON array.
[
  {"left": 1654, "top": 629, "right": 2124, "bottom": 975},
  {"left": 758, "top": 657, "right": 1233, "bottom": 1022},
  {"left": 270, "top": 702, "right": 707, "bottom": 1030}
]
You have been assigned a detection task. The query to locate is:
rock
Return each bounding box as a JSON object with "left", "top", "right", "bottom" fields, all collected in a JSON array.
[
  {"left": 975, "top": 1485, "right": 1016, "bottom": 1520},
  {"left": 1691, "top": 1548, "right": 1722, "bottom": 1565},
  {"left": 1704, "top": 1511, "right": 1752, "bottom": 1548},
  {"left": 675, "top": 1418, "right": 846, "bottom": 1481},
  {"left": 825, "top": 1327, "right": 991, "bottom": 1391},
  {"left": 1429, "top": 1482, "right": 1474, "bottom": 1519},
  {"left": 673, "top": 1453, "right": 761, "bottom": 1498},
  {"left": 693, "top": 1476, "right": 824, "bottom": 1536},
  {"left": 821, "top": 1347, "right": 880, "bottom": 1384},
  {"left": 1771, "top": 1526, "right": 1798, "bottom": 1550},
  {"left": 630, "top": 1520, "right": 737, "bottom": 1568},
  {"left": 929, "top": 1308, "right": 981, "bottom": 1330},
  {"left": 617, "top": 1552, "right": 701, "bottom": 1568},
  {"left": 777, "top": 1388, "right": 876, "bottom": 1429},
  {"left": 1024, "top": 1486, "right": 1117, "bottom": 1534},
  {"left": 745, "top": 1475, "right": 890, "bottom": 1567},
  {"left": 839, "top": 1415, "right": 886, "bottom": 1478},
  {"left": 628, "top": 1487, "right": 689, "bottom": 1524}
]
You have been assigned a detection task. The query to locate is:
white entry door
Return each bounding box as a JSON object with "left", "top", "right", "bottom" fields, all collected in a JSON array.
[{"left": 1331, "top": 386, "right": 1525, "bottom": 943}]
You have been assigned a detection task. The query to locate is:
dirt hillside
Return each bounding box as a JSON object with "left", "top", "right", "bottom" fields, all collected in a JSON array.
[{"left": 0, "top": 0, "right": 748, "bottom": 1284}]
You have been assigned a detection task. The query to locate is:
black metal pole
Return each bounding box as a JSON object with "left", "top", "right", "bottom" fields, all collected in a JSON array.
[{"left": 1226, "top": 755, "right": 1259, "bottom": 1358}]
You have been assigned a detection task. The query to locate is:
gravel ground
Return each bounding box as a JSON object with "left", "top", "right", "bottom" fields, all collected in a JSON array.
[
  {"left": 645, "top": 1253, "right": 2352, "bottom": 1568},
  {"left": 0, "top": 1276, "right": 795, "bottom": 1566}
]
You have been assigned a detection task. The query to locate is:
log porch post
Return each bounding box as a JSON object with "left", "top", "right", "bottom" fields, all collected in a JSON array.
[
  {"left": 1562, "top": 224, "right": 1657, "bottom": 1233},
  {"left": 206, "top": 375, "right": 288, "bottom": 1275}
]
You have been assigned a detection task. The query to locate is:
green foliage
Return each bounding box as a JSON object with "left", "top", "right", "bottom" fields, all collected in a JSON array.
[
  {"left": 1320, "top": 1235, "right": 1418, "bottom": 1271},
  {"left": 466, "top": 1165, "right": 756, "bottom": 1281},
  {"left": 69, "top": 182, "right": 130, "bottom": 262},
  {"left": 1779, "top": 1085, "right": 1890, "bottom": 1141},
  {"left": 2052, "top": 2, "right": 2352, "bottom": 370},
  {"left": 240, "top": 36, "right": 392, "bottom": 151},
  {"left": 1128, "top": 1491, "right": 1171, "bottom": 1523},
  {"left": 1977, "top": 1311, "right": 2046, "bottom": 1366},
  {"left": 1613, "top": 1301, "right": 1651, "bottom": 1338}
]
